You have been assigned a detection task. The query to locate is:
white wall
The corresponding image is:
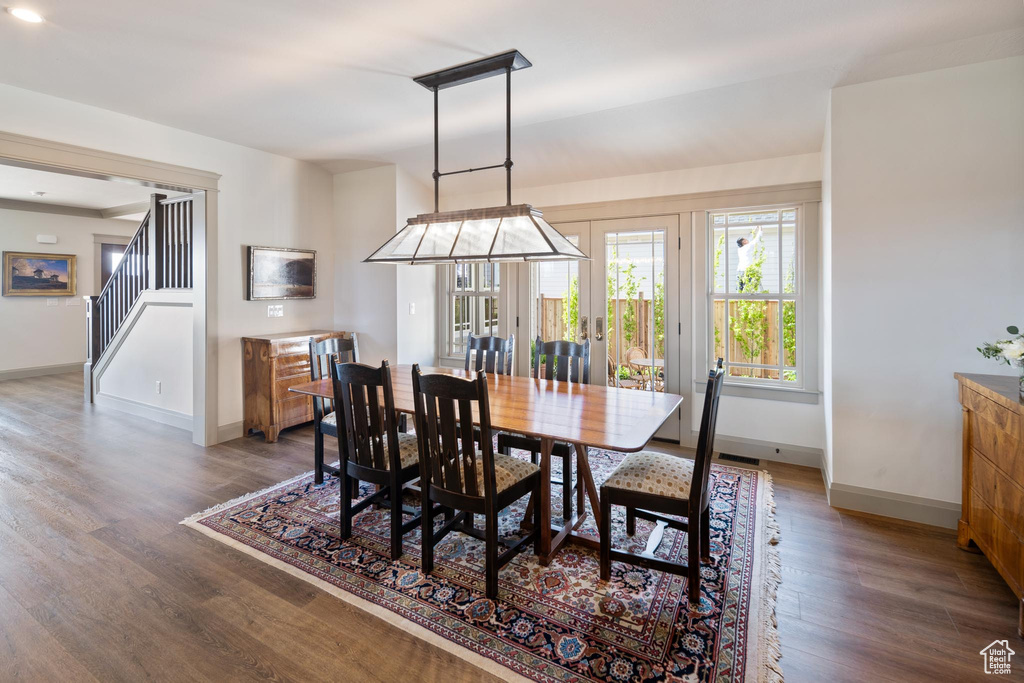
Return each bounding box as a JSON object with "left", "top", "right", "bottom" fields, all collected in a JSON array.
[
  {"left": 333, "top": 164, "right": 436, "bottom": 367},
  {"left": 98, "top": 302, "right": 193, "bottom": 415},
  {"left": 821, "top": 101, "right": 834, "bottom": 480},
  {"left": 0, "top": 208, "right": 136, "bottom": 372},
  {"left": 825, "top": 56, "right": 1024, "bottom": 503},
  {"left": 446, "top": 153, "right": 822, "bottom": 209},
  {"left": 0, "top": 84, "right": 335, "bottom": 432}
]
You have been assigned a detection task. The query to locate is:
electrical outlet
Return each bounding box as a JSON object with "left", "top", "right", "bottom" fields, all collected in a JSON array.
[
  {"left": 267, "top": 304, "right": 284, "bottom": 318},
  {"left": 46, "top": 298, "right": 58, "bottom": 307},
  {"left": 155, "top": 381, "right": 162, "bottom": 394},
  {"left": 408, "top": 302, "right": 416, "bottom": 315}
]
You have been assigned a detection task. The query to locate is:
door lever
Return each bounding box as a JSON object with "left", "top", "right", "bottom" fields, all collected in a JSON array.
[
  {"left": 595, "top": 316, "right": 604, "bottom": 341},
  {"left": 580, "top": 315, "right": 589, "bottom": 340}
]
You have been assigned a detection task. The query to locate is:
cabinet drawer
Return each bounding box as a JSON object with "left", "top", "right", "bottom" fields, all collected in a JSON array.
[
  {"left": 276, "top": 394, "right": 312, "bottom": 426},
  {"left": 970, "top": 495, "right": 1024, "bottom": 596},
  {"left": 972, "top": 450, "right": 1024, "bottom": 543},
  {"left": 969, "top": 408, "right": 1024, "bottom": 483},
  {"left": 964, "top": 386, "right": 1022, "bottom": 441}
]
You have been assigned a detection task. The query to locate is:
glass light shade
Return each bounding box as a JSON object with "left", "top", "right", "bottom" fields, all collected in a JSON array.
[{"left": 364, "top": 204, "right": 588, "bottom": 264}]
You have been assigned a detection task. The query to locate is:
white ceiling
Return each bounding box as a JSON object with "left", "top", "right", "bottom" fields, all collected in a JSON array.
[
  {"left": 1, "top": 1, "right": 1022, "bottom": 194},
  {"left": 0, "top": 164, "right": 179, "bottom": 217}
]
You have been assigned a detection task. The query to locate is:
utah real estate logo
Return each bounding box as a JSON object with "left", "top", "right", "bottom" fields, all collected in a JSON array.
[{"left": 979, "top": 640, "right": 1015, "bottom": 675}]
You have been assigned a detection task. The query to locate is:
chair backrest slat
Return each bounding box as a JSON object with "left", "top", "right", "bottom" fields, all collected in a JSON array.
[
  {"left": 533, "top": 336, "right": 591, "bottom": 384},
  {"left": 331, "top": 359, "right": 400, "bottom": 473},
  {"left": 412, "top": 365, "right": 495, "bottom": 502},
  {"left": 310, "top": 334, "right": 359, "bottom": 418},
  {"left": 691, "top": 358, "right": 725, "bottom": 512},
  {"left": 464, "top": 334, "right": 515, "bottom": 376}
]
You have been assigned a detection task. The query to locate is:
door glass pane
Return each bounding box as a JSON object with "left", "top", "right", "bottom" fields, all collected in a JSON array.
[
  {"left": 532, "top": 236, "right": 580, "bottom": 350},
  {"left": 606, "top": 230, "right": 665, "bottom": 392}
]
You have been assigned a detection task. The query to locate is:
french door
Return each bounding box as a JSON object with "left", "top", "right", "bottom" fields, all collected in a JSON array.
[{"left": 516, "top": 215, "right": 681, "bottom": 441}]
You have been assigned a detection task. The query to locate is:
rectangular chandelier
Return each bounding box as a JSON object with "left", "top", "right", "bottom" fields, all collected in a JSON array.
[
  {"left": 364, "top": 204, "right": 587, "bottom": 264},
  {"left": 363, "top": 50, "right": 589, "bottom": 265}
]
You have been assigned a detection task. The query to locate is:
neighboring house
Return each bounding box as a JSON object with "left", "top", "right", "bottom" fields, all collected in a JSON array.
[{"left": 979, "top": 640, "right": 1015, "bottom": 675}]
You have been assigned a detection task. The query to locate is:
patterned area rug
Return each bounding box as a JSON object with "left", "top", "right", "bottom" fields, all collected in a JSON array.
[{"left": 182, "top": 449, "right": 781, "bottom": 682}]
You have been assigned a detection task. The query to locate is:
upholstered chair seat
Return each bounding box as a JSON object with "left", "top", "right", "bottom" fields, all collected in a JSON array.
[
  {"left": 601, "top": 451, "right": 695, "bottom": 500},
  {"left": 461, "top": 452, "right": 539, "bottom": 494}
]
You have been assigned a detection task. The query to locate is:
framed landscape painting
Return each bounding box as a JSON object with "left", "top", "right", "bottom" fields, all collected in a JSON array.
[
  {"left": 246, "top": 246, "right": 316, "bottom": 300},
  {"left": 3, "top": 251, "right": 77, "bottom": 296}
]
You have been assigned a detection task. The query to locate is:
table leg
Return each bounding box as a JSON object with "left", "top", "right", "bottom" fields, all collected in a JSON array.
[
  {"left": 574, "top": 443, "right": 601, "bottom": 529},
  {"left": 538, "top": 437, "right": 553, "bottom": 562}
]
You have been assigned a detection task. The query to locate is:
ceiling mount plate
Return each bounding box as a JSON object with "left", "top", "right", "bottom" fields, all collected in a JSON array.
[{"left": 413, "top": 49, "right": 531, "bottom": 90}]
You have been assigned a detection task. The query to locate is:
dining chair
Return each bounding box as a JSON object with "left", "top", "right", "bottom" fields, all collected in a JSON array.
[
  {"left": 310, "top": 334, "right": 359, "bottom": 485},
  {"left": 332, "top": 359, "right": 422, "bottom": 560},
  {"left": 464, "top": 334, "right": 515, "bottom": 375},
  {"left": 412, "top": 364, "right": 541, "bottom": 599},
  {"left": 624, "top": 345, "right": 649, "bottom": 389},
  {"left": 497, "top": 337, "right": 591, "bottom": 521},
  {"left": 608, "top": 353, "right": 641, "bottom": 390},
  {"left": 599, "top": 359, "right": 724, "bottom": 604}
]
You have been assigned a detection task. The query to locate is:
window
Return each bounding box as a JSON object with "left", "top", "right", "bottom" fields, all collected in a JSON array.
[
  {"left": 445, "top": 263, "right": 501, "bottom": 358},
  {"left": 709, "top": 207, "right": 800, "bottom": 386}
]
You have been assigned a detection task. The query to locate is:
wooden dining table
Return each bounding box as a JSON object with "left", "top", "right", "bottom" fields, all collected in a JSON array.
[{"left": 289, "top": 365, "right": 683, "bottom": 565}]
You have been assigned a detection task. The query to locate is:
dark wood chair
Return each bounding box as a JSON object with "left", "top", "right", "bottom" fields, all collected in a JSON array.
[
  {"left": 464, "top": 334, "right": 515, "bottom": 375},
  {"left": 599, "top": 359, "right": 725, "bottom": 604},
  {"left": 332, "top": 360, "right": 422, "bottom": 560},
  {"left": 412, "top": 364, "right": 541, "bottom": 599},
  {"left": 497, "top": 337, "right": 590, "bottom": 520},
  {"left": 310, "top": 334, "right": 359, "bottom": 485}
]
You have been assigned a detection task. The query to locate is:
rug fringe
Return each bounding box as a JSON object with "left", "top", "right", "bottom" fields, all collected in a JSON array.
[
  {"left": 178, "top": 461, "right": 341, "bottom": 526},
  {"left": 758, "top": 470, "right": 784, "bottom": 683}
]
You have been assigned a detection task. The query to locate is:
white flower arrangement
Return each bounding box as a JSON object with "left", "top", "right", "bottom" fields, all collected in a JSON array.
[{"left": 978, "top": 325, "right": 1024, "bottom": 398}]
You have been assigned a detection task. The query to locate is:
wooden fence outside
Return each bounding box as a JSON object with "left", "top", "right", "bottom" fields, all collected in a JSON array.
[
  {"left": 712, "top": 299, "right": 782, "bottom": 379},
  {"left": 539, "top": 295, "right": 660, "bottom": 365}
]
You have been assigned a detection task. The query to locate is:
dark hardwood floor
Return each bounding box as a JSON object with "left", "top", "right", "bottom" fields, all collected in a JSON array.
[{"left": 0, "top": 373, "right": 1018, "bottom": 681}]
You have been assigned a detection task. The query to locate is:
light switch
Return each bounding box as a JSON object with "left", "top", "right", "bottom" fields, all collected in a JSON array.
[
  {"left": 267, "top": 304, "right": 284, "bottom": 318},
  {"left": 46, "top": 298, "right": 58, "bottom": 307},
  {"left": 65, "top": 297, "right": 81, "bottom": 306},
  {"left": 409, "top": 302, "right": 416, "bottom": 315}
]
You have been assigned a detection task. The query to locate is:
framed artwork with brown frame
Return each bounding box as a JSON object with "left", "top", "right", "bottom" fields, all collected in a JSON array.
[
  {"left": 246, "top": 246, "right": 316, "bottom": 300},
  {"left": 3, "top": 251, "right": 77, "bottom": 296}
]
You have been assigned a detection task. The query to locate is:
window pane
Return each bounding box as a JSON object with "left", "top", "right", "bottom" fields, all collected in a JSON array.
[
  {"left": 782, "top": 219, "right": 796, "bottom": 294},
  {"left": 711, "top": 218, "right": 726, "bottom": 293},
  {"left": 712, "top": 299, "right": 726, "bottom": 363},
  {"left": 727, "top": 298, "right": 779, "bottom": 377},
  {"left": 782, "top": 300, "right": 797, "bottom": 369},
  {"left": 728, "top": 213, "right": 779, "bottom": 294}
]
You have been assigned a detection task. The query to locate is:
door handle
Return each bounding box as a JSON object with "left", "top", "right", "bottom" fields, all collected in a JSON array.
[
  {"left": 595, "top": 316, "right": 604, "bottom": 341},
  {"left": 580, "top": 315, "right": 588, "bottom": 340}
]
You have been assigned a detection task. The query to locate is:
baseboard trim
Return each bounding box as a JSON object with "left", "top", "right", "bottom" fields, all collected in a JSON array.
[
  {"left": 0, "top": 362, "right": 82, "bottom": 381},
  {"left": 217, "top": 421, "right": 244, "bottom": 443},
  {"left": 693, "top": 431, "right": 823, "bottom": 468},
  {"left": 95, "top": 393, "right": 192, "bottom": 432},
  {"left": 826, "top": 481, "right": 960, "bottom": 529}
]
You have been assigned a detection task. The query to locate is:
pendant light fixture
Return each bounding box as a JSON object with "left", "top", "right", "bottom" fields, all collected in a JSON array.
[{"left": 364, "top": 50, "right": 588, "bottom": 264}]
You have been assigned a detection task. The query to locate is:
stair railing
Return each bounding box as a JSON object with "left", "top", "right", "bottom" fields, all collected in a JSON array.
[{"left": 84, "top": 193, "right": 194, "bottom": 400}]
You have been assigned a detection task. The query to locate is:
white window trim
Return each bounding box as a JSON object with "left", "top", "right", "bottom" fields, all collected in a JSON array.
[{"left": 694, "top": 200, "right": 820, "bottom": 402}]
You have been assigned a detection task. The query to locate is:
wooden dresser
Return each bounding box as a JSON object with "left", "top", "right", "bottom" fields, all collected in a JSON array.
[
  {"left": 243, "top": 330, "right": 348, "bottom": 442},
  {"left": 955, "top": 372, "right": 1024, "bottom": 635}
]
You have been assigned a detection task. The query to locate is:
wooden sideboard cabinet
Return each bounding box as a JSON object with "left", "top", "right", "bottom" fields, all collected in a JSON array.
[
  {"left": 955, "top": 372, "right": 1024, "bottom": 636},
  {"left": 243, "top": 330, "right": 348, "bottom": 442}
]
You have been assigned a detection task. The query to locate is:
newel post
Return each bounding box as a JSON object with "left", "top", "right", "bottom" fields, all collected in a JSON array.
[
  {"left": 147, "top": 193, "right": 166, "bottom": 290},
  {"left": 84, "top": 295, "right": 100, "bottom": 402}
]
